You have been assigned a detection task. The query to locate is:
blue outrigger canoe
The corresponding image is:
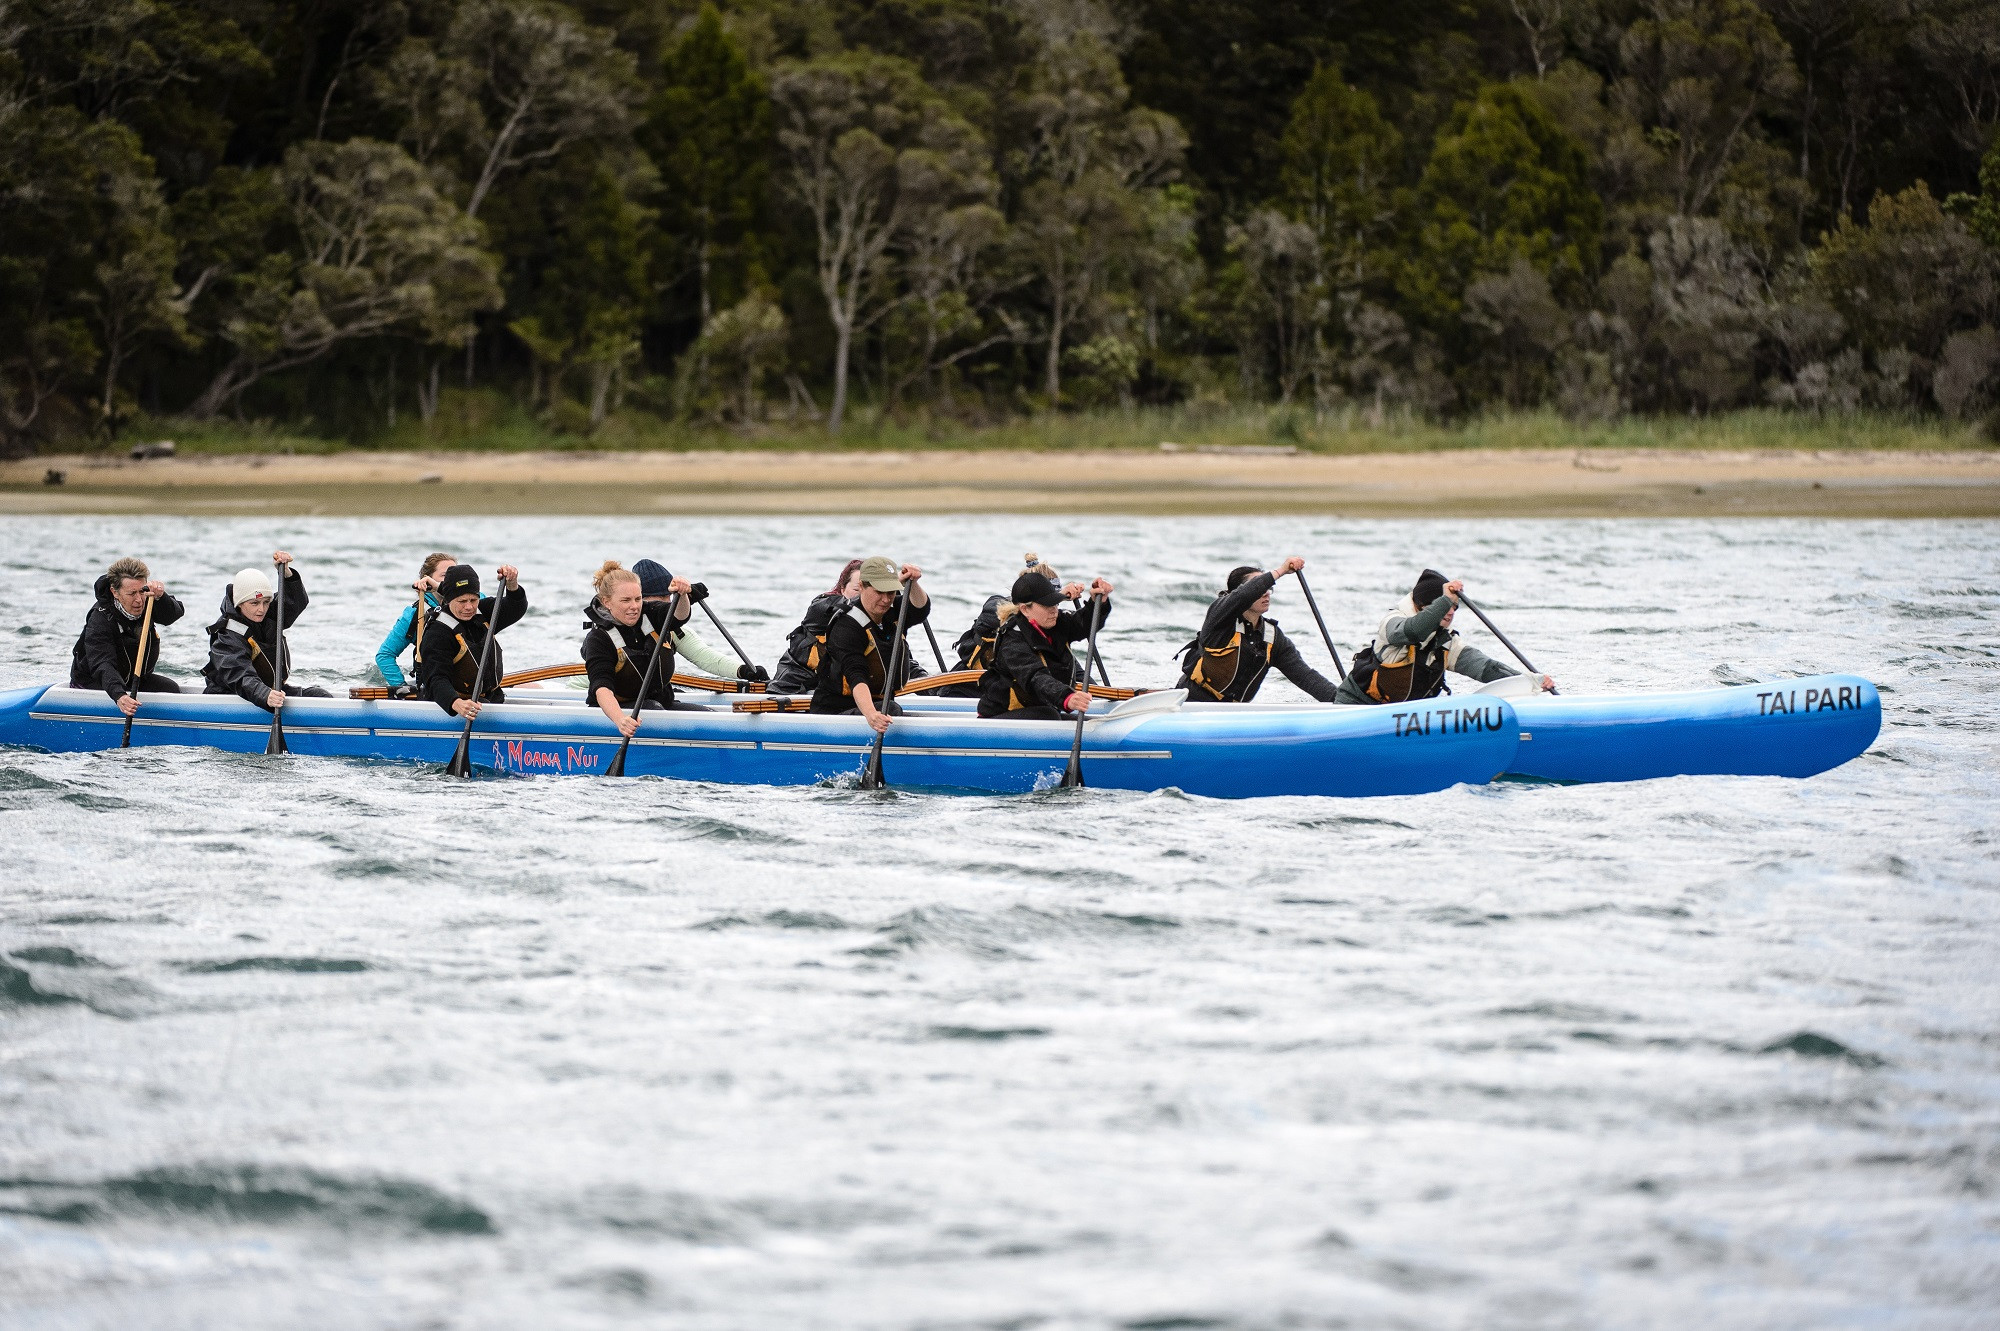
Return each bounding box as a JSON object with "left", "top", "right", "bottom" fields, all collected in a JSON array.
[{"left": 0, "top": 674, "right": 1880, "bottom": 798}]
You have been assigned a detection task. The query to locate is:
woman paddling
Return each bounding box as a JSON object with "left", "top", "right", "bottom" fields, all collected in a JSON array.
[
  {"left": 1177, "top": 557, "right": 1341, "bottom": 704},
  {"left": 583, "top": 563, "right": 674, "bottom": 731},
  {"left": 417, "top": 564, "right": 527, "bottom": 718},
  {"left": 976, "top": 569, "right": 1113, "bottom": 719},
  {"left": 202, "top": 553, "right": 331, "bottom": 709},
  {"left": 373, "top": 551, "right": 456, "bottom": 696},
  {"left": 941, "top": 553, "right": 1070, "bottom": 698},
  {"left": 770, "top": 558, "right": 863, "bottom": 695},
  {"left": 1335, "top": 570, "right": 1552, "bottom": 705}
]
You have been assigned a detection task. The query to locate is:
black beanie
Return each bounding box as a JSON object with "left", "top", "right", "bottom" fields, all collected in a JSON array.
[
  {"left": 440, "top": 564, "right": 481, "bottom": 602},
  {"left": 1225, "top": 564, "right": 1261, "bottom": 592},
  {"left": 1412, "top": 568, "right": 1448, "bottom": 607}
]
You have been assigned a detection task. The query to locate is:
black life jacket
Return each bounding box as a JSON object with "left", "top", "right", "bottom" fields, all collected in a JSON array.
[
  {"left": 583, "top": 603, "right": 674, "bottom": 706},
  {"left": 782, "top": 592, "right": 852, "bottom": 682},
  {"left": 954, "top": 595, "right": 1006, "bottom": 673},
  {"left": 829, "top": 603, "right": 887, "bottom": 699},
  {"left": 1348, "top": 626, "right": 1452, "bottom": 704},
  {"left": 438, "top": 612, "right": 504, "bottom": 700},
  {"left": 1178, "top": 618, "right": 1272, "bottom": 702}
]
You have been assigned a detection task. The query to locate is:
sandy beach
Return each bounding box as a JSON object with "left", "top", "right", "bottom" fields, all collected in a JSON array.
[{"left": 4, "top": 445, "right": 1998, "bottom": 517}]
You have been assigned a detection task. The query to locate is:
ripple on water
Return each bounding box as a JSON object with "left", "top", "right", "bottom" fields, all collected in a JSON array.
[
  {"left": 0, "top": 1164, "right": 493, "bottom": 1235},
  {"left": 178, "top": 956, "right": 374, "bottom": 975},
  {"left": 850, "top": 903, "right": 1186, "bottom": 960}
]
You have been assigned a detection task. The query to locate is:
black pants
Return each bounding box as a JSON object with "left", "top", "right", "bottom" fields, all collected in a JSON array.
[
  {"left": 130, "top": 674, "right": 180, "bottom": 694},
  {"left": 289, "top": 685, "right": 333, "bottom": 698},
  {"left": 978, "top": 704, "right": 1068, "bottom": 721}
]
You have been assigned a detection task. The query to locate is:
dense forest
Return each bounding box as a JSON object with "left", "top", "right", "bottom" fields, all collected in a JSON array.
[{"left": 4, "top": 0, "right": 2000, "bottom": 453}]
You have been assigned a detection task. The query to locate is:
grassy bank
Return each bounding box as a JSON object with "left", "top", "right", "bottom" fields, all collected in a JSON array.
[{"left": 108, "top": 398, "right": 1997, "bottom": 458}]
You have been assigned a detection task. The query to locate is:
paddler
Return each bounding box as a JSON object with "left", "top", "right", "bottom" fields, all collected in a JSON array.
[
  {"left": 808, "top": 557, "right": 929, "bottom": 733},
  {"left": 943, "top": 553, "right": 1068, "bottom": 698},
  {"left": 202, "top": 552, "right": 331, "bottom": 709},
  {"left": 1177, "top": 556, "right": 1341, "bottom": 703},
  {"left": 631, "top": 558, "right": 769, "bottom": 687},
  {"left": 582, "top": 562, "right": 678, "bottom": 731},
  {"left": 770, "top": 558, "right": 862, "bottom": 695},
  {"left": 417, "top": 563, "right": 527, "bottom": 718},
  {"left": 1335, "top": 569, "right": 1553, "bottom": 704},
  {"left": 976, "top": 569, "right": 1114, "bottom": 719},
  {"left": 70, "top": 556, "right": 186, "bottom": 716},
  {"left": 373, "top": 551, "right": 456, "bottom": 696}
]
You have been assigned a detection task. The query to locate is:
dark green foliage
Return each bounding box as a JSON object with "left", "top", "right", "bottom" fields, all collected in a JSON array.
[{"left": 1, "top": 0, "right": 1996, "bottom": 451}]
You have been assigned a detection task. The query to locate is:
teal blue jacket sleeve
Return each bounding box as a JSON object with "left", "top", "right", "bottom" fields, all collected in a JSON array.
[{"left": 375, "top": 604, "right": 418, "bottom": 686}]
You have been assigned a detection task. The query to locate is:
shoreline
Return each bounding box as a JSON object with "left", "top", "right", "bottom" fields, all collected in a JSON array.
[{"left": 4, "top": 446, "right": 1999, "bottom": 517}]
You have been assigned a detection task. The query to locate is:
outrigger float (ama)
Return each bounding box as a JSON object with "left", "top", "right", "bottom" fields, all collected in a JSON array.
[{"left": 0, "top": 671, "right": 1881, "bottom": 798}]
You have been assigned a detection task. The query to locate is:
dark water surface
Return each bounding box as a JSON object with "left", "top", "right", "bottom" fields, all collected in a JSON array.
[{"left": 2, "top": 515, "right": 1997, "bottom": 1329}]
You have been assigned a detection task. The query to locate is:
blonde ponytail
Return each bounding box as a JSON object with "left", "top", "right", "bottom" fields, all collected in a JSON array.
[
  {"left": 593, "top": 559, "right": 638, "bottom": 601},
  {"left": 995, "top": 600, "right": 1020, "bottom": 624}
]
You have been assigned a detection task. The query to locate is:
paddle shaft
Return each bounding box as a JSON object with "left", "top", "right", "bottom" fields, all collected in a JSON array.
[
  {"left": 695, "top": 599, "right": 753, "bottom": 669},
  {"left": 447, "top": 575, "right": 511, "bottom": 777},
  {"left": 921, "top": 618, "right": 948, "bottom": 673},
  {"left": 1457, "top": 592, "right": 1556, "bottom": 694},
  {"left": 1061, "top": 595, "right": 1106, "bottom": 789},
  {"left": 1071, "top": 597, "right": 1112, "bottom": 686},
  {"left": 119, "top": 591, "right": 158, "bottom": 749},
  {"left": 860, "top": 584, "right": 914, "bottom": 790},
  {"left": 607, "top": 592, "right": 681, "bottom": 777},
  {"left": 264, "top": 560, "right": 287, "bottom": 754},
  {"left": 1293, "top": 570, "right": 1346, "bottom": 682}
]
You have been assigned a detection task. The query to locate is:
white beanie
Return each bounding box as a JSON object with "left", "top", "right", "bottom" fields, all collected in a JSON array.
[{"left": 231, "top": 568, "right": 273, "bottom": 605}]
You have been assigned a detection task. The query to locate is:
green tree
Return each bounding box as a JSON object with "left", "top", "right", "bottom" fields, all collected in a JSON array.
[
  {"left": 1402, "top": 83, "right": 1602, "bottom": 325},
  {"left": 771, "top": 49, "right": 992, "bottom": 430},
  {"left": 1277, "top": 68, "right": 1402, "bottom": 284},
  {"left": 507, "top": 162, "right": 652, "bottom": 429},
  {"left": 1612, "top": 0, "right": 1799, "bottom": 219},
  {"left": 1009, "top": 16, "right": 1186, "bottom": 404},
  {"left": 1809, "top": 183, "right": 1998, "bottom": 368},
  {"left": 187, "top": 139, "right": 502, "bottom": 418},
  {"left": 639, "top": 4, "right": 772, "bottom": 329}
]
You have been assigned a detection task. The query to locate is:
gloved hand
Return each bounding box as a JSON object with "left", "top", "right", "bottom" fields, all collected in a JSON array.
[
  {"left": 737, "top": 663, "right": 769, "bottom": 683},
  {"left": 392, "top": 683, "right": 420, "bottom": 700},
  {"left": 686, "top": 581, "right": 710, "bottom": 604}
]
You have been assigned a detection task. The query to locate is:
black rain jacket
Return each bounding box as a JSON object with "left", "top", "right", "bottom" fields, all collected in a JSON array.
[
  {"left": 416, "top": 586, "right": 528, "bottom": 713},
  {"left": 977, "top": 600, "right": 1110, "bottom": 717},
  {"left": 69, "top": 573, "right": 186, "bottom": 700},
  {"left": 807, "top": 592, "right": 931, "bottom": 714},
  {"left": 581, "top": 601, "right": 676, "bottom": 709},
  {"left": 202, "top": 569, "right": 307, "bottom": 708},
  {"left": 1176, "top": 571, "right": 1339, "bottom": 703}
]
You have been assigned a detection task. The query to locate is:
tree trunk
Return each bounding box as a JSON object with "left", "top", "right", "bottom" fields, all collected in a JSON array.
[
  {"left": 417, "top": 359, "right": 441, "bottom": 424},
  {"left": 386, "top": 353, "right": 397, "bottom": 429},
  {"left": 189, "top": 356, "right": 254, "bottom": 419},
  {"left": 829, "top": 316, "right": 852, "bottom": 433},
  {"left": 589, "top": 361, "right": 613, "bottom": 430}
]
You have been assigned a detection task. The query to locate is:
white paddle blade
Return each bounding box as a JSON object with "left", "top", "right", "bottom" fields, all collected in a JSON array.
[
  {"left": 1471, "top": 673, "right": 1545, "bottom": 698},
  {"left": 1104, "top": 689, "right": 1187, "bottom": 719}
]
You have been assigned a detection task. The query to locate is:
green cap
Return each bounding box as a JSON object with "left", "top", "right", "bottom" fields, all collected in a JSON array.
[{"left": 857, "top": 556, "right": 901, "bottom": 592}]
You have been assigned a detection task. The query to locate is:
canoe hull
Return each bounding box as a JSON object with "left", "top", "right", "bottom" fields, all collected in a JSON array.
[
  {"left": 1505, "top": 673, "right": 1880, "bottom": 784},
  {"left": 0, "top": 686, "right": 1518, "bottom": 799}
]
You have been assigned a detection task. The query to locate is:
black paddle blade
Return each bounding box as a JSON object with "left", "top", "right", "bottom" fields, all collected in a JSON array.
[
  {"left": 119, "top": 718, "right": 134, "bottom": 749},
  {"left": 1059, "top": 760, "right": 1084, "bottom": 789},
  {"left": 859, "top": 743, "right": 885, "bottom": 790},
  {"left": 446, "top": 736, "right": 473, "bottom": 778},
  {"left": 604, "top": 742, "right": 629, "bottom": 777},
  {"left": 265, "top": 712, "right": 287, "bottom": 755}
]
